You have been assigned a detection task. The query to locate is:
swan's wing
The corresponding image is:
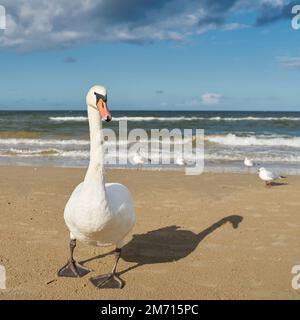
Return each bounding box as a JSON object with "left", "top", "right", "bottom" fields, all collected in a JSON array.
[{"left": 105, "top": 183, "right": 136, "bottom": 235}]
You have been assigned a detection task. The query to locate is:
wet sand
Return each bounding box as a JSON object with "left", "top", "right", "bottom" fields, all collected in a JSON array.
[{"left": 0, "top": 166, "right": 299, "bottom": 299}]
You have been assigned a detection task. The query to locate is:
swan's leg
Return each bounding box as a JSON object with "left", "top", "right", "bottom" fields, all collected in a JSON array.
[
  {"left": 89, "top": 247, "right": 124, "bottom": 289},
  {"left": 57, "top": 239, "right": 91, "bottom": 278}
]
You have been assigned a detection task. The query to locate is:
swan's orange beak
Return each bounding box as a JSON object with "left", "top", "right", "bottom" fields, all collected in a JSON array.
[{"left": 97, "top": 99, "right": 112, "bottom": 122}]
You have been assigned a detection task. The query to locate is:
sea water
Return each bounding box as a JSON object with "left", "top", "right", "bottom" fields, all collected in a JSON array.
[{"left": 1, "top": 110, "right": 300, "bottom": 174}]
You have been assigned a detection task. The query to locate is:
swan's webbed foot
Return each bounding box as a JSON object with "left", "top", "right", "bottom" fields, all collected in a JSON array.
[
  {"left": 58, "top": 260, "right": 91, "bottom": 278},
  {"left": 89, "top": 273, "right": 124, "bottom": 288},
  {"left": 90, "top": 247, "right": 123, "bottom": 289},
  {"left": 57, "top": 239, "right": 91, "bottom": 278}
]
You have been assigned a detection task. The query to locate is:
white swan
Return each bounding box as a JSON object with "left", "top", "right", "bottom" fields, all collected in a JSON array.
[{"left": 58, "top": 85, "right": 136, "bottom": 289}]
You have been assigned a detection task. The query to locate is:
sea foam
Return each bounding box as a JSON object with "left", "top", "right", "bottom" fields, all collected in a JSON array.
[
  {"left": 49, "top": 116, "right": 300, "bottom": 122},
  {"left": 206, "top": 133, "right": 300, "bottom": 147}
]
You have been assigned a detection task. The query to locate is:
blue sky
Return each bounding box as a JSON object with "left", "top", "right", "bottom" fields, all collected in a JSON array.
[{"left": 0, "top": 0, "right": 300, "bottom": 111}]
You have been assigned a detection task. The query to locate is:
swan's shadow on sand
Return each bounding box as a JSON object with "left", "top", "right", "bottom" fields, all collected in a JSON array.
[{"left": 81, "top": 215, "right": 243, "bottom": 275}]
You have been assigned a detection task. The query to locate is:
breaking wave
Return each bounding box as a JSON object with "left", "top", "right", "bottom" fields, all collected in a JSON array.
[{"left": 205, "top": 133, "right": 300, "bottom": 148}]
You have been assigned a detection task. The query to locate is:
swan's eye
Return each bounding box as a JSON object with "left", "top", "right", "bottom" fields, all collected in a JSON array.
[{"left": 94, "top": 92, "right": 107, "bottom": 104}]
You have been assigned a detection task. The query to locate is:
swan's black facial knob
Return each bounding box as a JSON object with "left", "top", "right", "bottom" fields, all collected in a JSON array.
[
  {"left": 105, "top": 115, "right": 112, "bottom": 122},
  {"left": 94, "top": 92, "right": 107, "bottom": 103}
]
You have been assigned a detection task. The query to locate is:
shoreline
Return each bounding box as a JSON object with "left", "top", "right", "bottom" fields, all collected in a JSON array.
[
  {"left": 2, "top": 110, "right": 300, "bottom": 176},
  {"left": 0, "top": 162, "right": 298, "bottom": 176},
  {"left": 1, "top": 165, "right": 299, "bottom": 299}
]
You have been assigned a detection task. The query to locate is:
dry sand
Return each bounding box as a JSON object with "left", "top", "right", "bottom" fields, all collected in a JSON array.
[{"left": 0, "top": 166, "right": 300, "bottom": 299}]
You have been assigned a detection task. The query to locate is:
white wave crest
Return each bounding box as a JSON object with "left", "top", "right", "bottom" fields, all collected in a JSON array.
[
  {"left": 49, "top": 116, "right": 189, "bottom": 122},
  {"left": 49, "top": 116, "right": 88, "bottom": 122},
  {"left": 0, "top": 148, "right": 90, "bottom": 158},
  {"left": 210, "top": 116, "right": 300, "bottom": 121},
  {"left": 113, "top": 116, "right": 188, "bottom": 121},
  {"left": 0, "top": 138, "right": 89, "bottom": 146},
  {"left": 206, "top": 134, "right": 300, "bottom": 147},
  {"left": 49, "top": 115, "right": 300, "bottom": 122},
  {"left": 0, "top": 148, "right": 61, "bottom": 157},
  {"left": 205, "top": 153, "right": 300, "bottom": 162}
]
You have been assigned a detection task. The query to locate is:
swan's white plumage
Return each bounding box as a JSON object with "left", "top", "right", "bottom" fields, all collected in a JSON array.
[
  {"left": 64, "top": 182, "right": 135, "bottom": 246},
  {"left": 63, "top": 85, "right": 135, "bottom": 248}
]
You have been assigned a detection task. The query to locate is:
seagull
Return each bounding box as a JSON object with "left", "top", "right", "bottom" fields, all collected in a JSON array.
[
  {"left": 258, "top": 167, "right": 286, "bottom": 187},
  {"left": 175, "top": 155, "right": 187, "bottom": 166},
  {"left": 244, "top": 157, "right": 259, "bottom": 172},
  {"left": 132, "top": 148, "right": 151, "bottom": 170}
]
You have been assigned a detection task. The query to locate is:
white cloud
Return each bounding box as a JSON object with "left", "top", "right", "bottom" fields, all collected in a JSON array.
[
  {"left": 0, "top": 0, "right": 255, "bottom": 51},
  {"left": 278, "top": 56, "right": 300, "bottom": 68},
  {"left": 201, "top": 93, "right": 223, "bottom": 105}
]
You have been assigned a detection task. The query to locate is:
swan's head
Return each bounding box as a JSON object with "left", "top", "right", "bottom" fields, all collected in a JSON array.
[
  {"left": 86, "top": 85, "right": 112, "bottom": 122},
  {"left": 258, "top": 167, "right": 265, "bottom": 173}
]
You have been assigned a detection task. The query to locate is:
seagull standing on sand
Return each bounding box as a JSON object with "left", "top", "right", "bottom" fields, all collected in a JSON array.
[
  {"left": 175, "top": 155, "right": 187, "bottom": 166},
  {"left": 244, "top": 157, "right": 259, "bottom": 172},
  {"left": 258, "top": 167, "right": 286, "bottom": 187},
  {"left": 133, "top": 148, "right": 151, "bottom": 169},
  {"left": 244, "top": 157, "right": 258, "bottom": 172}
]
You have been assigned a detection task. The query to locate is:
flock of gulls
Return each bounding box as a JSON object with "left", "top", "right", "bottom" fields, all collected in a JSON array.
[
  {"left": 57, "top": 85, "right": 287, "bottom": 290},
  {"left": 132, "top": 149, "right": 188, "bottom": 168},
  {"left": 132, "top": 151, "right": 287, "bottom": 188}
]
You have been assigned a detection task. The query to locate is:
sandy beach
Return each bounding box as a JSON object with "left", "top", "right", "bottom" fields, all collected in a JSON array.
[{"left": 0, "top": 166, "right": 300, "bottom": 300}]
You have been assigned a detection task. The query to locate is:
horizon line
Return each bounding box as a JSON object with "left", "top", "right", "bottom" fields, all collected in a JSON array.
[{"left": 0, "top": 108, "right": 300, "bottom": 112}]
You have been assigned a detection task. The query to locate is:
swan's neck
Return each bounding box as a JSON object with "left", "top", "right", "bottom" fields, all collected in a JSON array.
[{"left": 84, "top": 106, "right": 105, "bottom": 187}]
